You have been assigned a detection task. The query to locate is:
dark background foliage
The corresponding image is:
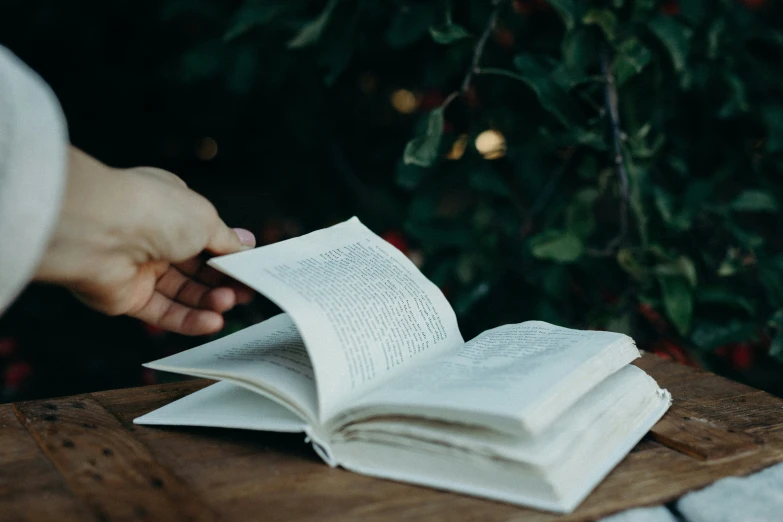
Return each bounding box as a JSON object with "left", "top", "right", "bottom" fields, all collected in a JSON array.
[{"left": 1, "top": 0, "right": 783, "bottom": 402}]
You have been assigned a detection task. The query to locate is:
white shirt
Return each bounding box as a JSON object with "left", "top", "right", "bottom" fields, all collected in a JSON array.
[{"left": 0, "top": 46, "right": 68, "bottom": 314}]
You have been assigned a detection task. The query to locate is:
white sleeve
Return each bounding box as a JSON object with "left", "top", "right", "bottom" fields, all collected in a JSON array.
[{"left": 0, "top": 46, "right": 68, "bottom": 315}]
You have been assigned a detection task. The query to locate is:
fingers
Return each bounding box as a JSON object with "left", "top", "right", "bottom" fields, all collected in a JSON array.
[
  {"left": 133, "top": 292, "right": 225, "bottom": 336},
  {"left": 134, "top": 265, "right": 253, "bottom": 335},
  {"left": 156, "top": 267, "right": 238, "bottom": 313},
  {"left": 207, "top": 222, "right": 256, "bottom": 256},
  {"left": 174, "top": 257, "right": 256, "bottom": 303},
  {"left": 233, "top": 228, "right": 256, "bottom": 247}
]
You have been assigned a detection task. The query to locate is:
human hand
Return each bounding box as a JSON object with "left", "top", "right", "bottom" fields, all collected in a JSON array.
[{"left": 35, "top": 147, "right": 255, "bottom": 335}]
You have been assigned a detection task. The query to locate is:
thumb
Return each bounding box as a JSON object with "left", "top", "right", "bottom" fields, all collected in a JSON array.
[{"left": 207, "top": 224, "right": 256, "bottom": 255}]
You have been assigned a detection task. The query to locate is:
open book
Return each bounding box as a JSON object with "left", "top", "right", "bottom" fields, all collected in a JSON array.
[{"left": 135, "top": 217, "right": 671, "bottom": 514}]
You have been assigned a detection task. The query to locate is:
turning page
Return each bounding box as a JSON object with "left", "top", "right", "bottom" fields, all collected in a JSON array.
[
  {"left": 339, "top": 321, "right": 640, "bottom": 435},
  {"left": 209, "top": 217, "right": 464, "bottom": 422},
  {"left": 143, "top": 313, "right": 319, "bottom": 424}
]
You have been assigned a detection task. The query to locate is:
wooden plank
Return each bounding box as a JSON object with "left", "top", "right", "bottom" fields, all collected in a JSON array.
[
  {"left": 0, "top": 404, "right": 95, "bottom": 522},
  {"left": 14, "top": 395, "right": 218, "bottom": 522},
  {"left": 18, "top": 353, "right": 781, "bottom": 522},
  {"left": 650, "top": 404, "right": 760, "bottom": 460}
]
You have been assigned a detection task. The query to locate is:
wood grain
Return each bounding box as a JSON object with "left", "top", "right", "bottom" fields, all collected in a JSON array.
[
  {"left": 2, "top": 353, "right": 783, "bottom": 522},
  {"left": 14, "top": 394, "right": 218, "bottom": 522},
  {"left": 0, "top": 404, "right": 96, "bottom": 522},
  {"left": 650, "top": 404, "right": 760, "bottom": 460}
]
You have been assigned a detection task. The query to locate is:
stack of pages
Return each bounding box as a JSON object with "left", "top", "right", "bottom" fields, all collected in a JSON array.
[{"left": 135, "top": 217, "right": 671, "bottom": 513}]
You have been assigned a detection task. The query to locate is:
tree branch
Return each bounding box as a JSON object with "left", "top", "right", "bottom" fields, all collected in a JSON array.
[
  {"left": 589, "top": 48, "right": 630, "bottom": 256},
  {"left": 461, "top": 0, "right": 506, "bottom": 93}
]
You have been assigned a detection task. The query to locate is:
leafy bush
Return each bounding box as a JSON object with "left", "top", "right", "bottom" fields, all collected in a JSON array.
[
  {"left": 247, "top": 0, "right": 783, "bottom": 370},
  {"left": 2, "top": 0, "right": 782, "bottom": 399}
]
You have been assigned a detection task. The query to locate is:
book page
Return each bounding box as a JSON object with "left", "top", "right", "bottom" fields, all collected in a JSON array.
[
  {"left": 209, "top": 217, "right": 464, "bottom": 422},
  {"left": 143, "top": 313, "right": 318, "bottom": 424},
  {"left": 134, "top": 381, "right": 308, "bottom": 433},
  {"left": 344, "top": 321, "right": 639, "bottom": 435}
]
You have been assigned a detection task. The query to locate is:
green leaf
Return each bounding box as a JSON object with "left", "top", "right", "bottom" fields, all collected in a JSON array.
[
  {"left": 510, "top": 54, "right": 585, "bottom": 128},
  {"left": 429, "top": 23, "right": 471, "bottom": 44},
  {"left": 561, "top": 28, "right": 596, "bottom": 78},
  {"left": 648, "top": 15, "right": 693, "bottom": 73},
  {"left": 318, "top": 16, "right": 356, "bottom": 85},
  {"left": 760, "top": 262, "right": 783, "bottom": 309},
  {"left": 659, "top": 275, "right": 693, "bottom": 336},
  {"left": 613, "top": 38, "right": 651, "bottom": 85},
  {"left": 691, "top": 320, "right": 757, "bottom": 352},
  {"left": 454, "top": 281, "right": 491, "bottom": 315},
  {"left": 566, "top": 188, "right": 598, "bottom": 239},
  {"left": 730, "top": 190, "right": 779, "bottom": 212},
  {"left": 548, "top": 0, "right": 577, "bottom": 31},
  {"left": 725, "top": 219, "right": 765, "bottom": 249},
  {"left": 717, "top": 73, "right": 750, "bottom": 118},
  {"left": 763, "top": 106, "right": 783, "bottom": 152},
  {"left": 583, "top": 9, "right": 617, "bottom": 42},
  {"left": 530, "top": 231, "right": 584, "bottom": 263},
  {"left": 707, "top": 18, "right": 726, "bottom": 60},
  {"left": 771, "top": 335, "right": 783, "bottom": 362},
  {"left": 632, "top": 0, "right": 656, "bottom": 20},
  {"left": 654, "top": 187, "right": 690, "bottom": 231},
  {"left": 224, "top": 1, "right": 295, "bottom": 41},
  {"left": 769, "top": 310, "right": 783, "bottom": 362},
  {"left": 680, "top": 0, "right": 709, "bottom": 25},
  {"left": 697, "top": 288, "right": 756, "bottom": 315},
  {"left": 395, "top": 160, "right": 430, "bottom": 189},
  {"left": 226, "top": 46, "right": 257, "bottom": 95},
  {"left": 403, "top": 108, "right": 444, "bottom": 167},
  {"left": 769, "top": 309, "right": 783, "bottom": 329},
  {"left": 617, "top": 248, "right": 648, "bottom": 282},
  {"left": 655, "top": 256, "right": 697, "bottom": 287},
  {"left": 287, "top": 0, "right": 339, "bottom": 49},
  {"left": 386, "top": 4, "right": 436, "bottom": 48}
]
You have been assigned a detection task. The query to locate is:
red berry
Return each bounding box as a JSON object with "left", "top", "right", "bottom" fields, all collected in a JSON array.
[
  {"left": 4, "top": 362, "right": 33, "bottom": 389},
  {"left": 493, "top": 28, "right": 515, "bottom": 49},
  {"left": 730, "top": 343, "right": 754, "bottom": 370},
  {"left": 663, "top": 341, "right": 690, "bottom": 365},
  {"left": 0, "top": 338, "right": 17, "bottom": 358},
  {"left": 532, "top": 0, "right": 551, "bottom": 11},
  {"left": 638, "top": 303, "right": 667, "bottom": 332},
  {"left": 652, "top": 349, "right": 672, "bottom": 361},
  {"left": 465, "top": 86, "right": 480, "bottom": 109},
  {"left": 382, "top": 231, "right": 408, "bottom": 254},
  {"left": 512, "top": 0, "right": 534, "bottom": 15},
  {"left": 418, "top": 90, "right": 444, "bottom": 111},
  {"left": 740, "top": 0, "right": 766, "bottom": 10},
  {"left": 600, "top": 289, "right": 618, "bottom": 304},
  {"left": 715, "top": 345, "right": 731, "bottom": 357},
  {"left": 142, "top": 368, "right": 157, "bottom": 386},
  {"left": 660, "top": 0, "right": 680, "bottom": 16}
]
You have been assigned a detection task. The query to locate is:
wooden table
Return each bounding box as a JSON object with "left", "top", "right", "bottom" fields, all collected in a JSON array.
[{"left": 2, "top": 353, "right": 783, "bottom": 522}]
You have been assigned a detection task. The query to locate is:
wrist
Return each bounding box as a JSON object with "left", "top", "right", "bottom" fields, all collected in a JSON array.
[{"left": 34, "top": 147, "right": 129, "bottom": 286}]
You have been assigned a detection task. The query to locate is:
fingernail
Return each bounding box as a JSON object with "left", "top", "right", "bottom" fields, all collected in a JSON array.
[{"left": 233, "top": 228, "right": 256, "bottom": 248}]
